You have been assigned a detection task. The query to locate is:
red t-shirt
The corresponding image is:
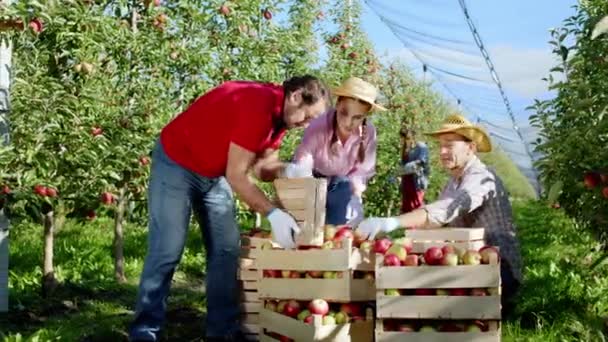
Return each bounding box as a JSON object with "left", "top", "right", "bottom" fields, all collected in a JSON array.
[{"left": 160, "top": 81, "right": 287, "bottom": 178}]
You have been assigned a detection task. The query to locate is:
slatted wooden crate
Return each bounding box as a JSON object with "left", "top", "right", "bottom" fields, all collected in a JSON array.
[
  {"left": 240, "top": 234, "right": 273, "bottom": 340},
  {"left": 374, "top": 237, "right": 502, "bottom": 342},
  {"left": 259, "top": 307, "right": 374, "bottom": 342},
  {"left": 257, "top": 238, "right": 375, "bottom": 302},
  {"left": 407, "top": 228, "right": 486, "bottom": 254},
  {"left": 273, "top": 178, "right": 327, "bottom": 246}
]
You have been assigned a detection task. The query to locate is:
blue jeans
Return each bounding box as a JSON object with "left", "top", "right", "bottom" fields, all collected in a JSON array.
[
  {"left": 129, "top": 141, "right": 240, "bottom": 341},
  {"left": 325, "top": 176, "right": 353, "bottom": 225}
]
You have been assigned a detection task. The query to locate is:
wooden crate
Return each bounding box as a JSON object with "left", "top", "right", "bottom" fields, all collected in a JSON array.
[
  {"left": 407, "top": 228, "right": 486, "bottom": 254},
  {"left": 259, "top": 308, "right": 374, "bottom": 342},
  {"left": 375, "top": 251, "right": 501, "bottom": 341},
  {"left": 273, "top": 178, "right": 327, "bottom": 247},
  {"left": 257, "top": 239, "right": 375, "bottom": 302},
  {"left": 240, "top": 234, "right": 273, "bottom": 341}
]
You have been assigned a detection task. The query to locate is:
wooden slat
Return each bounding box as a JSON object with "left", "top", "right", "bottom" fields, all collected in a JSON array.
[
  {"left": 375, "top": 331, "right": 501, "bottom": 342},
  {"left": 242, "top": 313, "right": 260, "bottom": 324},
  {"left": 258, "top": 278, "right": 375, "bottom": 302},
  {"left": 376, "top": 265, "right": 501, "bottom": 289},
  {"left": 240, "top": 281, "right": 258, "bottom": 290},
  {"left": 241, "top": 290, "right": 260, "bottom": 302},
  {"left": 411, "top": 240, "right": 485, "bottom": 254},
  {"left": 406, "top": 228, "right": 485, "bottom": 241},
  {"left": 256, "top": 245, "right": 351, "bottom": 271},
  {"left": 376, "top": 295, "right": 501, "bottom": 319},
  {"left": 274, "top": 177, "right": 320, "bottom": 190},
  {"left": 240, "top": 258, "right": 257, "bottom": 269},
  {"left": 277, "top": 197, "right": 308, "bottom": 210},
  {"left": 241, "top": 248, "right": 261, "bottom": 260},
  {"left": 241, "top": 301, "right": 262, "bottom": 313},
  {"left": 260, "top": 308, "right": 373, "bottom": 342},
  {"left": 239, "top": 269, "right": 259, "bottom": 281},
  {"left": 241, "top": 323, "right": 260, "bottom": 334},
  {"left": 241, "top": 236, "right": 272, "bottom": 248}
]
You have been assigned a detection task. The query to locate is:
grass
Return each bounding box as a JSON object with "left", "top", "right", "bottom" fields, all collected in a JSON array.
[{"left": 1, "top": 201, "right": 607, "bottom": 341}]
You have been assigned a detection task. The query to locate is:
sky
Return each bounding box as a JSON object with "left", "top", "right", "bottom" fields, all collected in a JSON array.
[{"left": 355, "top": 0, "right": 578, "bottom": 191}]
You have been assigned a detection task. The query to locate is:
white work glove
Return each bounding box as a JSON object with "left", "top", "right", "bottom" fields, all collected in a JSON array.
[
  {"left": 283, "top": 154, "right": 313, "bottom": 178},
  {"left": 345, "top": 195, "right": 364, "bottom": 227},
  {"left": 266, "top": 208, "right": 301, "bottom": 249},
  {"left": 355, "top": 217, "right": 401, "bottom": 240}
]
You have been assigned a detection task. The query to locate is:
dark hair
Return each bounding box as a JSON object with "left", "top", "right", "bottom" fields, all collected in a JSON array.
[
  {"left": 329, "top": 96, "right": 370, "bottom": 164},
  {"left": 282, "top": 75, "right": 331, "bottom": 106},
  {"left": 400, "top": 127, "right": 416, "bottom": 161}
]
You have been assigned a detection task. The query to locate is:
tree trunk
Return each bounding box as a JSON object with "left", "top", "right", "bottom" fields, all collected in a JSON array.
[
  {"left": 113, "top": 186, "right": 127, "bottom": 283},
  {"left": 42, "top": 211, "right": 58, "bottom": 297}
]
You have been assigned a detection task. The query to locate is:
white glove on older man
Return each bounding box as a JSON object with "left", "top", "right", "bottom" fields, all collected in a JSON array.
[
  {"left": 355, "top": 217, "right": 401, "bottom": 240},
  {"left": 283, "top": 154, "right": 314, "bottom": 178},
  {"left": 267, "top": 208, "right": 301, "bottom": 249}
]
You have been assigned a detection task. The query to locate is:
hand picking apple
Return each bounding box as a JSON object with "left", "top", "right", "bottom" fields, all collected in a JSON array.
[
  {"left": 354, "top": 217, "right": 401, "bottom": 239},
  {"left": 266, "top": 208, "right": 301, "bottom": 249}
]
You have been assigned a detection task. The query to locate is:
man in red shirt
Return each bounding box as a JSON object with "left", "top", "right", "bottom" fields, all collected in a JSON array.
[{"left": 129, "top": 76, "right": 330, "bottom": 342}]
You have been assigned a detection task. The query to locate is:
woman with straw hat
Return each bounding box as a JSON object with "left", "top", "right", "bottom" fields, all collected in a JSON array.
[
  {"left": 355, "top": 113, "right": 522, "bottom": 316},
  {"left": 283, "top": 76, "right": 386, "bottom": 226}
]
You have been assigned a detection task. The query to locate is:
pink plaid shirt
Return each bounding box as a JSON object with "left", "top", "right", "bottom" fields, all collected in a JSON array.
[
  {"left": 292, "top": 110, "right": 377, "bottom": 195},
  {"left": 423, "top": 156, "right": 523, "bottom": 283}
]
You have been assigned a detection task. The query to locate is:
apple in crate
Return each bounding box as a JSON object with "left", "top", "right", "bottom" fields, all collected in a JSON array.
[
  {"left": 470, "top": 288, "right": 488, "bottom": 296},
  {"left": 322, "top": 240, "right": 334, "bottom": 250},
  {"left": 441, "top": 252, "right": 459, "bottom": 266},
  {"left": 386, "top": 244, "right": 408, "bottom": 262},
  {"left": 284, "top": 300, "right": 301, "bottom": 318},
  {"left": 469, "top": 320, "right": 488, "bottom": 331},
  {"left": 449, "top": 288, "right": 469, "bottom": 296},
  {"left": 334, "top": 311, "right": 349, "bottom": 324},
  {"left": 304, "top": 315, "right": 314, "bottom": 324},
  {"left": 419, "top": 325, "right": 436, "bottom": 332},
  {"left": 403, "top": 254, "right": 419, "bottom": 266},
  {"left": 333, "top": 226, "right": 354, "bottom": 243},
  {"left": 340, "top": 303, "right": 362, "bottom": 317},
  {"left": 439, "top": 323, "right": 465, "bottom": 332},
  {"left": 263, "top": 270, "right": 280, "bottom": 278},
  {"left": 308, "top": 299, "right": 329, "bottom": 315},
  {"left": 392, "top": 237, "right": 414, "bottom": 253},
  {"left": 466, "top": 324, "right": 482, "bottom": 332},
  {"left": 414, "top": 289, "right": 434, "bottom": 296},
  {"left": 297, "top": 309, "right": 311, "bottom": 321},
  {"left": 323, "top": 315, "right": 336, "bottom": 325},
  {"left": 363, "top": 272, "right": 375, "bottom": 280},
  {"left": 436, "top": 289, "right": 450, "bottom": 296},
  {"left": 463, "top": 250, "right": 482, "bottom": 265},
  {"left": 324, "top": 224, "right": 336, "bottom": 241},
  {"left": 323, "top": 271, "right": 337, "bottom": 279},
  {"left": 424, "top": 247, "right": 443, "bottom": 265},
  {"left": 487, "top": 287, "right": 499, "bottom": 296},
  {"left": 397, "top": 323, "right": 416, "bottom": 332},
  {"left": 277, "top": 300, "right": 288, "bottom": 313},
  {"left": 306, "top": 270, "right": 323, "bottom": 278},
  {"left": 479, "top": 246, "right": 500, "bottom": 264},
  {"left": 359, "top": 240, "right": 372, "bottom": 253},
  {"left": 373, "top": 238, "right": 392, "bottom": 254},
  {"left": 385, "top": 289, "right": 400, "bottom": 296},
  {"left": 261, "top": 241, "right": 274, "bottom": 250},
  {"left": 384, "top": 254, "right": 401, "bottom": 266},
  {"left": 265, "top": 301, "right": 278, "bottom": 312}
]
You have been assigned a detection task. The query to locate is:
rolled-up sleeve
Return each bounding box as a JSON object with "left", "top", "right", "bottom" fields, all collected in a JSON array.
[
  {"left": 349, "top": 125, "right": 377, "bottom": 195},
  {"left": 424, "top": 169, "right": 496, "bottom": 226}
]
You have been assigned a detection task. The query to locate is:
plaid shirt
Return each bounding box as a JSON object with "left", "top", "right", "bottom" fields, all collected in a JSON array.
[{"left": 423, "top": 156, "right": 522, "bottom": 283}]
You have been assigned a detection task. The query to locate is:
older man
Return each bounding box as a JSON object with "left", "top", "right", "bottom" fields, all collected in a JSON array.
[{"left": 357, "top": 114, "right": 522, "bottom": 314}]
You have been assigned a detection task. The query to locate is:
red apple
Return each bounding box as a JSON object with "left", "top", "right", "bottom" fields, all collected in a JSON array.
[
  {"left": 91, "top": 126, "right": 103, "bottom": 136},
  {"left": 384, "top": 254, "right": 401, "bottom": 266},
  {"left": 289, "top": 271, "right": 302, "bottom": 278},
  {"left": 373, "top": 238, "right": 392, "bottom": 254},
  {"left": 584, "top": 172, "right": 601, "bottom": 189},
  {"left": 28, "top": 18, "right": 43, "bottom": 33},
  {"left": 263, "top": 269, "right": 280, "bottom": 278},
  {"left": 470, "top": 288, "right": 488, "bottom": 296},
  {"left": 1, "top": 185, "right": 10, "bottom": 194},
  {"left": 34, "top": 185, "right": 47, "bottom": 197},
  {"left": 414, "top": 288, "right": 434, "bottom": 296},
  {"left": 397, "top": 323, "right": 416, "bottom": 332},
  {"left": 100, "top": 191, "right": 114, "bottom": 205},
  {"left": 306, "top": 270, "right": 323, "bottom": 278},
  {"left": 348, "top": 52, "right": 358, "bottom": 59},
  {"left": 441, "top": 252, "right": 458, "bottom": 266},
  {"left": 339, "top": 303, "right": 362, "bottom": 317},
  {"left": 86, "top": 210, "right": 96, "bottom": 221},
  {"left": 308, "top": 299, "right": 329, "bottom": 315},
  {"left": 333, "top": 226, "right": 354, "bottom": 242},
  {"left": 304, "top": 315, "right": 314, "bottom": 324},
  {"left": 219, "top": 4, "right": 230, "bottom": 16},
  {"left": 403, "top": 254, "right": 419, "bottom": 266},
  {"left": 441, "top": 245, "right": 456, "bottom": 255},
  {"left": 139, "top": 156, "right": 150, "bottom": 166},
  {"left": 283, "top": 300, "right": 301, "bottom": 317},
  {"left": 449, "top": 288, "right": 468, "bottom": 296},
  {"left": 277, "top": 300, "right": 288, "bottom": 313},
  {"left": 45, "top": 187, "right": 58, "bottom": 198},
  {"left": 340, "top": 42, "right": 349, "bottom": 50},
  {"left": 602, "top": 187, "right": 608, "bottom": 199},
  {"left": 263, "top": 9, "right": 272, "bottom": 20},
  {"left": 479, "top": 246, "right": 500, "bottom": 264},
  {"left": 424, "top": 247, "right": 443, "bottom": 265},
  {"left": 463, "top": 250, "right": 482, "bottom": 265}
]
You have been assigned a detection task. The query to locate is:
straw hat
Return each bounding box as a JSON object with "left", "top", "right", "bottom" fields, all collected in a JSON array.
[
  {"left": 332, "top": 77, "right": 387, "bottom": 112},
  {"left": 424, "top": 114, "right": 492, "bottom": 153}
]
